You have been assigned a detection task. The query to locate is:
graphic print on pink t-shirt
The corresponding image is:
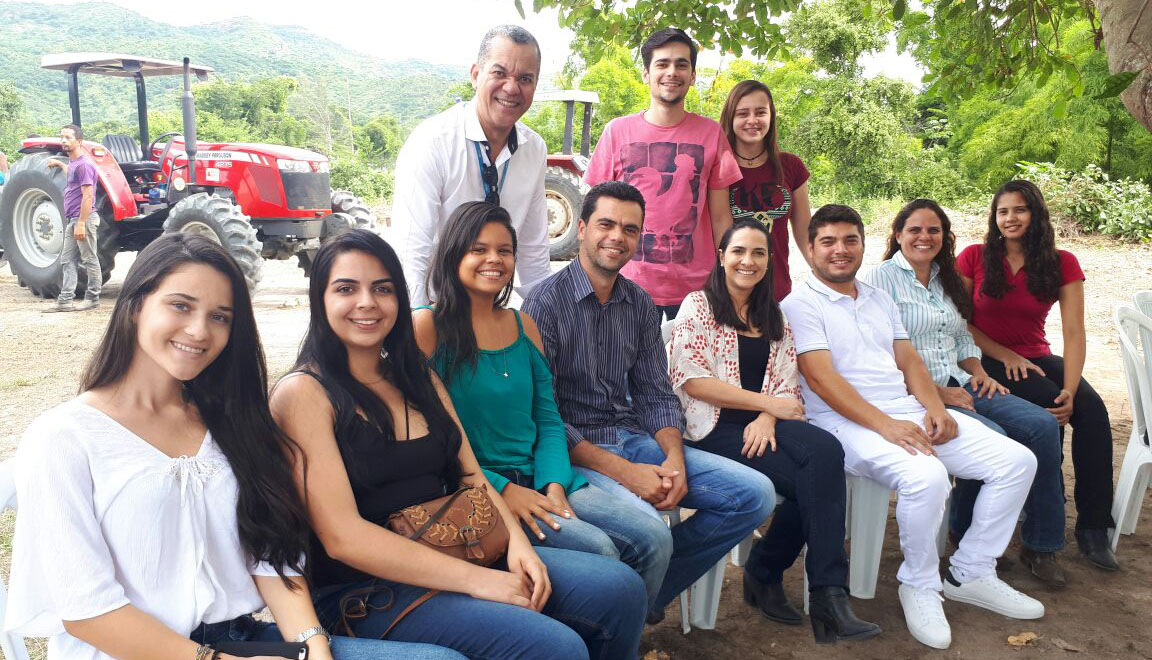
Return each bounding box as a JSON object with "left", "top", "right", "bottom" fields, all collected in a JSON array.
[{"left": 623, "top": 141, "right": 705, "bottom": 265}]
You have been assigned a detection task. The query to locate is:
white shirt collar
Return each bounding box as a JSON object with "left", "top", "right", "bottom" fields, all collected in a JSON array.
[
  {"left": 804, "top": 274, "right": 874, "bottom": 302},
  {"left": 463, "top": 100, "right": 520, "bottom": 164},
  {"left": 891, "top": 250, "right": 939, "bottom": 284}
]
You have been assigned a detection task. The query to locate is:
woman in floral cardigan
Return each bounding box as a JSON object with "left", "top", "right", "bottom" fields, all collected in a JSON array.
[{"left": 669, "top": 219, "right": 878, "bottom": 644}]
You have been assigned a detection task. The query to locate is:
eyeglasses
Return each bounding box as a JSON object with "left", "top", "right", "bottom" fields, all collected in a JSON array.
[{"left": 481, "top": 162, "right": 500, "bottom": 206}]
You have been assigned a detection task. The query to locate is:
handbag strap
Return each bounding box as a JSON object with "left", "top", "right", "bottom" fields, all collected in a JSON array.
[
  {"left": 407, "top": 486, "right": 475, "bottom": 540},
  {"left": 379, "top": 589, "right": 440, "bottom": 639}
]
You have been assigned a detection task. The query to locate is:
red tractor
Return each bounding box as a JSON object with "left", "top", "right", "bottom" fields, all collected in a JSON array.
[
  {"left": 0, "top": 53, "right": 374, "bottom": 297},
  {"left": 539, "top": 90, "right": 597, "bottom": 260}
]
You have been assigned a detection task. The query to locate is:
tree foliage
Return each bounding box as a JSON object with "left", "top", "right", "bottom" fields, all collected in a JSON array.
[{"left": 519, "top": 0, "right": 1146, "bottom": 127}]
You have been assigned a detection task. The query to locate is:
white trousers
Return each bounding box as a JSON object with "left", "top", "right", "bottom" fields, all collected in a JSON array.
[{"left": 825, "top": 411, "right": 1037, "bottom": 591}]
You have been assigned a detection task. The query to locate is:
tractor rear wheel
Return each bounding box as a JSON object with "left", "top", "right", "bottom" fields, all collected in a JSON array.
[
  {"left": 545, "top": 166, "right": 585, "bottom": 261},
  {"left": 0, "top": 153, "right": 118, "bottom": 298},
  {"left": 331, "top": 190, "right": 376, "bottom": 229},
  {"left": 164, "top": 193, "right": 263, "bottom": 292}
]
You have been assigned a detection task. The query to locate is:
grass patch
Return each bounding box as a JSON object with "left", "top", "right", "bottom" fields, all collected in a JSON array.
[{"left": 0, "top": 377, "right": 38, "bottom": 392}]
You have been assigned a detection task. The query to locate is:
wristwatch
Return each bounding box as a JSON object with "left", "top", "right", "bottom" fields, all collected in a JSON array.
[{"left": 294, "top": 626, "right": 330, "bottom": 644}]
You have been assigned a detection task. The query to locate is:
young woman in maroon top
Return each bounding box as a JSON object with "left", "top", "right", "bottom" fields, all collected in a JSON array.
[
  {"left": 957, "top": 179, "right": 1117, "bottom": 572},
  {"left": 719, "top": 80, "right": 812, "bottom": 302}
]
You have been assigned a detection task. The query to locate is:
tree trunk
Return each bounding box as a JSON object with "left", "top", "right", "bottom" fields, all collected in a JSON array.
[{"left": 1098, "top": 0, "right": 1152, "bottom": 132}]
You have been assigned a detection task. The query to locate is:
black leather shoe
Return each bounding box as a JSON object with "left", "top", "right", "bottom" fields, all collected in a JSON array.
[
  {"left": 1019, "top": 547, "right": 1068, "bottom": 588},
  {"left": 645, "top": 608, "right": 665, "bottom": 625},
  {"left": 743, "top": 571, "right": 802, "bottom": 625},
  {"left": 808, "top": 586, "right": 882, "bottom": 644},
  {"left": 1075, "top": 528, "right": 1120, "bottom": 571}
]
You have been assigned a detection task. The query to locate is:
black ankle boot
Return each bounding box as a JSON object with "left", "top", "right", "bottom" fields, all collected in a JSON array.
[
  {"left": 808, "top": 586, "right": 882, "bottom": 644},
  {"left": 1075, "top": 528, "right": 1120, "bottom": 571},
  {"left": 743, "top": 571, "right": 802, "bottom": 625}
]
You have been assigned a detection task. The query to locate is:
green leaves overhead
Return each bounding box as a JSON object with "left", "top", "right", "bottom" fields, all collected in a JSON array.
[
  {"left": 529, "top": 0, "right": 803, "bottom": 62},
  {"left": 1095, "top": 71, "right": 1141, "bottom": 99},
  {"left": 521, "top": 0, "right": 1115, "bottom": 120}
]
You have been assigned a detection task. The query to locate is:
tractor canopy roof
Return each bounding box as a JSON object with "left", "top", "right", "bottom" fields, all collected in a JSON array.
[
  {"left": 535, "top": 90, "right": 599, "bottom": 104},
  {"left": 41, "top": 53, "right": 214, "bottom": 78}
]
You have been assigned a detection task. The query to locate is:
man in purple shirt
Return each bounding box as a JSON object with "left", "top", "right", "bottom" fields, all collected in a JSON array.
[{"left": 45, "top": 124, "right": 101, "bottom": 312}]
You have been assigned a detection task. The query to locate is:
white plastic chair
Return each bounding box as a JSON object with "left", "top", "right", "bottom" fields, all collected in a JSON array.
[
  {"left": 1134, "top": 291, "right": 1152, "bottom": 374},
  {"left": 667, "top": 508, "right": 727, "bottom": 633},
  {"left": 0, "top": 458, "right": 32, "bottom": 660},
  {"left": 1110, "top": 306, "right": 1152, "bottom": 551},
  {"left": 1134, "top": 290, "right": 1152, "bottom": 317},
  {"left": 845, "top": 475, "right": 951, "bottom": 599}
]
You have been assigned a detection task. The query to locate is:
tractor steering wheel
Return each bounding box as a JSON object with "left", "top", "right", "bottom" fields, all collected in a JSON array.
[{"left": 149, "top": 132, "right": 182, "bottom": 165}]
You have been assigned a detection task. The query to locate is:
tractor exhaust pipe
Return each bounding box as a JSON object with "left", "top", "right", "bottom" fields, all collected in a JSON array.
[{"left": 182, "top": 57, "right": 198, "bottom": 185}]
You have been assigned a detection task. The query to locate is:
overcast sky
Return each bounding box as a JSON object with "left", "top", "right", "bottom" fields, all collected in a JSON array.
[{"left": 32, "top": 0, "right": 921, "bottom": 83}]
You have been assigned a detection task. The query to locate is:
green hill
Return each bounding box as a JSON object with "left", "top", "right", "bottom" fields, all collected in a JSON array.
[{"left": 0, "top": 1, "right": 466, "bottom": 125}]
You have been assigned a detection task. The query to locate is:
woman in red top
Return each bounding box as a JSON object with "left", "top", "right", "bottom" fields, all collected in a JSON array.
[
  {"left": 957, "top": 179, "right": 1117, "bottom": 571},
  {"left": 719, "top": 80, "right": 812, "bottom": 301}
]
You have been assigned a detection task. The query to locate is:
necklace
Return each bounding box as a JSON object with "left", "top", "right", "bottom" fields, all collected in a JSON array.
[
  {"left": 490, "top": 350, "right": 509, "bottom": 378},
  {"left": 735, "top": 148, "right": 766, "bottom": 164}
]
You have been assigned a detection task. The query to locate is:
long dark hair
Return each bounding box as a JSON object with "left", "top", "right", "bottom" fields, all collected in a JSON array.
[
  {"left": 81, "top": 233, "right": 309, "bottom": 585},
  {"left": 294, "top": 230, "right": 462, "bottom": 485},
  {"left": 704, "top": 219, "right": 784, "bottom": 342},
  {"left": 428, "top": 201, "right": 517, "bottom": 382},
  {"left": 719, "top": 80, "right": 783, "bottom": 178},
  {"left": 981, "top": 180, "right": 1061, "bottom": 301},
  {"left": 883, "top": 199, "right": 972, "bottom": 319}
]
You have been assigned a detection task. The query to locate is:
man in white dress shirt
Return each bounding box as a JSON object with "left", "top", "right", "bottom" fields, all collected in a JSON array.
[
  {"left": 390, "top": 25, "right": 551, "bottom": 306},
  {"left": 780, "top": 204, "right": 1044, "bottom": 650}
]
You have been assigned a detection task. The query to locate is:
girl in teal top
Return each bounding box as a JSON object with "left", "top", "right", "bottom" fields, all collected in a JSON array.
[
  {"left": 425, "top": 307, "right": 587, "bottom": 499},
  {"left": 413, "top": 201, "right": 673, "bottom": 611}
]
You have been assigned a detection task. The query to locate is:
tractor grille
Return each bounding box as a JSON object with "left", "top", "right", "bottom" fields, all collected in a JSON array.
[{"left": 280, "top": 171, "right": 331, "bottom": 211}]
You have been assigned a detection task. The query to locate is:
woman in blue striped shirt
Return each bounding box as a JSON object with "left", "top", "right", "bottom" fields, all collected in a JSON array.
[{"left": 864, "top": 199, "right": 1067, "bottom": 587}]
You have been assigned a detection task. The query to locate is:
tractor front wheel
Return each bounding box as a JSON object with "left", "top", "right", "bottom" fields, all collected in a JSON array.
[
  {"left": 331, "top": 190, "right": 377, "bottom": 230},
  {"left": 164, "top": 193, "right": 264, "bottom": 292},
  {"left": 545, "top": 166, "right": 585, "bottom": 261}
]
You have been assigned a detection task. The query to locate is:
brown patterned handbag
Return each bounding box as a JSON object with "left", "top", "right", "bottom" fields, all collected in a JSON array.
[
  {"left": 347, "top": 484, "right": 512, "bottom": 639},
  {"left": 387, "top": 484, "right": 510, "bottom": 565}
]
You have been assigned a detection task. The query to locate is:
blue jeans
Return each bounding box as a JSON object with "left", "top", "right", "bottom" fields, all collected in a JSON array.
[
  {"left": 949, "top": 382, "right": 1066, "bottom": 552},
  {"left": 313, "top": 547, "right": 646, "bottom": 660},
  {"left": 189, "top": 613, "right": 465, "bottom": 659},
  {"left": 574, "top": 428, "right": 776, "bottom": 610},
  {"left": 531, "top": 483, "right": 673, "bottom": 612}
]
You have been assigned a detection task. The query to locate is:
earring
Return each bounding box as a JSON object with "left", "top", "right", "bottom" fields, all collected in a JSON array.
[{"left": 380, "top": 347, "right": 390, "bottom": 360}]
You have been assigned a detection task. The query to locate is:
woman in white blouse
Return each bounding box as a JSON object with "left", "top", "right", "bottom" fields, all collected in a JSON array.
[
  {"left": 669, "top": 219, "right": 879, "bottom": 644},
  {"left": 5, "top": 234, "right": 464, "bottom": 660}
]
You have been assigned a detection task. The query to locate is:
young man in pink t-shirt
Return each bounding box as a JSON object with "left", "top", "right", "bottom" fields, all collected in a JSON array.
[{"left": 583, "top": 28, "right": 741, "bottom": 318}]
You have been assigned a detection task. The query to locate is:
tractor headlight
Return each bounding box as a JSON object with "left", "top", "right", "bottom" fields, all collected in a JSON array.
[{"left": 277, "top": 159, "right": 311, "bottom": 173}]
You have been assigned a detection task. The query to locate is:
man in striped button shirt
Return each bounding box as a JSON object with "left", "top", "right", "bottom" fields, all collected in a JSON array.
[{"left": 523, "top": 181, "right": 775, "bottom": 623}]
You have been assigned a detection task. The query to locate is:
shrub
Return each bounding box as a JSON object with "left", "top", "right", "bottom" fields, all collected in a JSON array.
[
  {"left": 1017, "top": 162, "right": 1152, "bottom": 242},
  {"left": 330, "top": 158, "right": 393, "bottom": 205}
]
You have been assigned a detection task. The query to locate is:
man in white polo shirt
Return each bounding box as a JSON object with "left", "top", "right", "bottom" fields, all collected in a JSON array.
[
  {"left": 391, "top": 25, "right": 550, "bottom": 306},
  {"left": 780, "top": 204, "right": 1043, "bottom": 650}
]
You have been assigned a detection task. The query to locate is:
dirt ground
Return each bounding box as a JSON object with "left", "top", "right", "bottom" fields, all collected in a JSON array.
[{"left": 1, "top": 214, "right": 1151, "bottom": 659}]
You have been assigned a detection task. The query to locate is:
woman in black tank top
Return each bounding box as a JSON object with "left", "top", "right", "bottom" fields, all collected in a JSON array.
[{"left": 271, "top": 230, "right": 645, "bottom": 659}]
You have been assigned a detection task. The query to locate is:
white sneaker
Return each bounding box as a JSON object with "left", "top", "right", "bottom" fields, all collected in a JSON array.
[
  {"left": 899, "top": 584, "right": 951, "bottom": 649},
  {"left": 942, "top": 572, "right": 1045, "bottom": 619}
]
